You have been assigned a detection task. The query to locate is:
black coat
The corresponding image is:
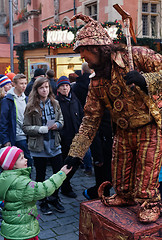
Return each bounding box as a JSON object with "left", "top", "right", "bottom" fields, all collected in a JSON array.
[
  {"left": 24, "top": 77, "right": 35, "bottom": 96},
  {"left": 72, "top": 72, "right": 90, "bottom": 108},
  {"left": 48, "top": 77, "right": 57, "bottom": 95},
  {"left": 56, "top": 91, "right": 84, "bottom": 148}
]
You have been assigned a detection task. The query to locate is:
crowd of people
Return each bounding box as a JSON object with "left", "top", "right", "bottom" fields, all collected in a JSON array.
[
  {"left": 0, "top": 63, "right": 113, "bottom": 239},
  {"left": 0, "top": 13, "right": 161, "bottom": 240}
]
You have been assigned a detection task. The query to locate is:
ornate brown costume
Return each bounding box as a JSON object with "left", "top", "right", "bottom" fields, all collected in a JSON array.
[
  {"left": 69, "top": 47, "right": 161, "bottom": 157},
  {"left": 68, "top": 14, "right": 162, "bottom": 223}
]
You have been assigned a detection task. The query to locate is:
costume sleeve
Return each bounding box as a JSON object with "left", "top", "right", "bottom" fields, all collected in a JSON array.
[
  {"left": 133, "top": 47, "right": 162, "bottom": 128},
  {"left": 143, "top": 72, "right": 162, "bottom": 98},
  {"left": 22, "top": 171, "right": 66, "bottom": 202},
  {"left": 133, "top": 47, "right": 162, "bottom": 73},
  {"left": 136, "top": 48, "right": 162, "bottom": 98},
  {"left": 68, "top": 81, "right": 105, "bottom": 159},
  {"left": 133, "top": 47, "right": 162, "bottom": 101}
]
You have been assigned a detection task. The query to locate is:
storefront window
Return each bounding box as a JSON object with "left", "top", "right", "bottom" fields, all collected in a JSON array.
[
  {"left": 56, "top": 56, "right": 82, "bottom": 79},
  {"left": 27, "top": 59, "right": 50, "bottom": 81}
]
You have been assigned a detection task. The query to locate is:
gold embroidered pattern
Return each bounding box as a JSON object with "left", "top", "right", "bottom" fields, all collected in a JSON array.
[
  {"left": 114, "top": 99, "right": 124, "bottom": 112},
  {"left": 117, "top": 118, "right": 129, "bottom": 129},
  {"left": 109, "top": 84, "right": 121, "bottom": 98}
]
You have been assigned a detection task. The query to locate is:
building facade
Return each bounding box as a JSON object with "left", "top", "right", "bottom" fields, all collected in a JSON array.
[
  {"left": 3, "top": 0, "right": 160, "bottom": 43},
  {"left": 0, "top": 0, "right": 161, "bottom": 78}
]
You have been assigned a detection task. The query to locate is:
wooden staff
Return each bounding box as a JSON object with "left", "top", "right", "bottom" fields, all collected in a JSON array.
[{"left": 113, "top": 4, "right": 137, "bottom": 89}]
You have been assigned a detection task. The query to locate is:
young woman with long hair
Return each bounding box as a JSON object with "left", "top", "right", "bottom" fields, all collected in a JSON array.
[{"left": 23, "top": 77, "right": 65, "bottom": 215}]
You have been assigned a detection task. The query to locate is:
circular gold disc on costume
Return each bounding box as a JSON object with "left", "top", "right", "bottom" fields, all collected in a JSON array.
[
  {"left": 117, "top": 118, "right": 128, "bottom": 129},
  {"left": 109, "top": 84, "right": 121, "bottom": 98},
  {"left": 114, "top": 99, "right": 124, "bottom": 112}
]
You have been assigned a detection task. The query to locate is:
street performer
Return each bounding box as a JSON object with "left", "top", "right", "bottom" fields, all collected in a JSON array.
[{"left": 65, "top": 14, "right": 162, "bottom": 223}]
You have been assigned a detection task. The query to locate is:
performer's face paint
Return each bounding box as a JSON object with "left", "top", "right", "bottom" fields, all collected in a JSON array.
[{"left": 79, "top": 47, "right": 100, "bottom": 69}]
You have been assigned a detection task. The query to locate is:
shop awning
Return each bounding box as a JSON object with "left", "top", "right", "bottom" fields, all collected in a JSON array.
[{"left": 45, "top": 54, "right": 80, "bottom": 58}]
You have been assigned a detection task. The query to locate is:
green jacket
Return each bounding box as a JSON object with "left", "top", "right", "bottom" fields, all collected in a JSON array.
[{"left": 0, "top": 167, "right": 66, "bottom": 239}]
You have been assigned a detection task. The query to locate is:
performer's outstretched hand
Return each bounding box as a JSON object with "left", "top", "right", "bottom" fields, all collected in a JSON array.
[
  {"left": 124, "top": 70, "right": 148, "bottom": 94},
  {"left": 65, "top": 156, "right": 82, "bottom": 169}
]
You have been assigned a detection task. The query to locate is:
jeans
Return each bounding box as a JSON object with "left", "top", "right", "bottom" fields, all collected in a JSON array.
[
  {"left": 61, "top": 142, "right": 80, "bottom": 193},
  {"left": 83, "top": 148, "right": 92, "bottom": 172},
  {"left": 33, "top": 154, "right": 63, "bottom": 199}
]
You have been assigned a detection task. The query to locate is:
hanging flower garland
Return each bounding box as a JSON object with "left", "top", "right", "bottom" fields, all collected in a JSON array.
[
  {"left": 102, "top": 20, "right": 125, "bottom": 43},
  {"left": 14, "top": 21, "right": 157, "bottom": 74},
  {"left": 42, "top": 21, "right": 124, "bottom": 49}
]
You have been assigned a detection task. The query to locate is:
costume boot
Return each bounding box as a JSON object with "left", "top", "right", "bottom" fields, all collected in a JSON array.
[
  {"left": 137, "top": 201, "right": 161, "bottom": 223},
  {"left": 98, "top": 181, "right": 136, "bottom": 206}
]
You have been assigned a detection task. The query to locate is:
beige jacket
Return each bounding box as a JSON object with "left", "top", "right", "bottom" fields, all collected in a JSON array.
[{"left": 23, "top": 99, "right": 64, "bottom": 152}]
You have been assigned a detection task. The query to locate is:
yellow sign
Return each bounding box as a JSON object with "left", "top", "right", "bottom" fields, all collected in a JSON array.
[{"left": 5, "top": 65, "right": 11, "bottom": 74}]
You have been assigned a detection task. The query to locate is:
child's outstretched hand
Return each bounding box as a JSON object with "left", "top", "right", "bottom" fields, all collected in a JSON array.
[{"left": 61, "top": 165, "right": 72, "bottom": 175}]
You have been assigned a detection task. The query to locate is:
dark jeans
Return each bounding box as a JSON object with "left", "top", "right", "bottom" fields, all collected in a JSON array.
[
  {"left": 61, "top": 142, "right": 80, "bottom": 193},
  {"left": 83, "top": 148, "right": 92, "bottom": 172},
  {"left": 33, "top": 154, "right": 63, "bottom": 199},
  {"left": 87, "top": 131, "right": 113, "bottom": 199},
  {"left": 16, "top": 139, "right": 33, "bottom": 167},
  {"left": 91, "top": 134, "right": 112, "bottom": 188}
]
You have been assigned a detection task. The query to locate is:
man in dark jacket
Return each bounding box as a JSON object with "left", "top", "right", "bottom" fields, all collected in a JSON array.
[
  {"left": 56, "top": 76, "right": 84, "bottom": 198},
  {"left": 73, "top": 63, "right": 113, "bottom": 200},
  {"left": 84, "top": 109, "right": 113, "bottom": 199},
  {"left": 72, "top": 62, "right": 92, "bottom": 108},
  {"left": 46, "top": 69, "right": 57, "bottom": 95},
  {"left": 24, "top": 68, "right": 45, "bottom": 96}
]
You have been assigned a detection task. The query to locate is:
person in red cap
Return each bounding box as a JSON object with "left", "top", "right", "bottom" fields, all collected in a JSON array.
[
  {"left": 64, "top": 14, "right": 162, "bottom": 223},
  {"left": 0, "top": 146, "right": 72, "bottom": 240},
  {"left": 6, "top": 72, "right": 16, "bottom": 81}
]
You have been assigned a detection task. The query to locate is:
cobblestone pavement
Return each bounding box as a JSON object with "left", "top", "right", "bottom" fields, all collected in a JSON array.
[{"left": 0, "top": 165, "right": 96, "bottom": 240}]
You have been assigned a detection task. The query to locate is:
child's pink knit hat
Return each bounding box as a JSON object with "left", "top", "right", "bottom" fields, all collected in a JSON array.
[{"left": 0, "top": 146, "right": 23, "bottom": 170}]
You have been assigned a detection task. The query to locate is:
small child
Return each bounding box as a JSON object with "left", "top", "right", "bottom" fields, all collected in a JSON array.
[{"left": 0, "top": 146, "right": 72, "bottom": 240}]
